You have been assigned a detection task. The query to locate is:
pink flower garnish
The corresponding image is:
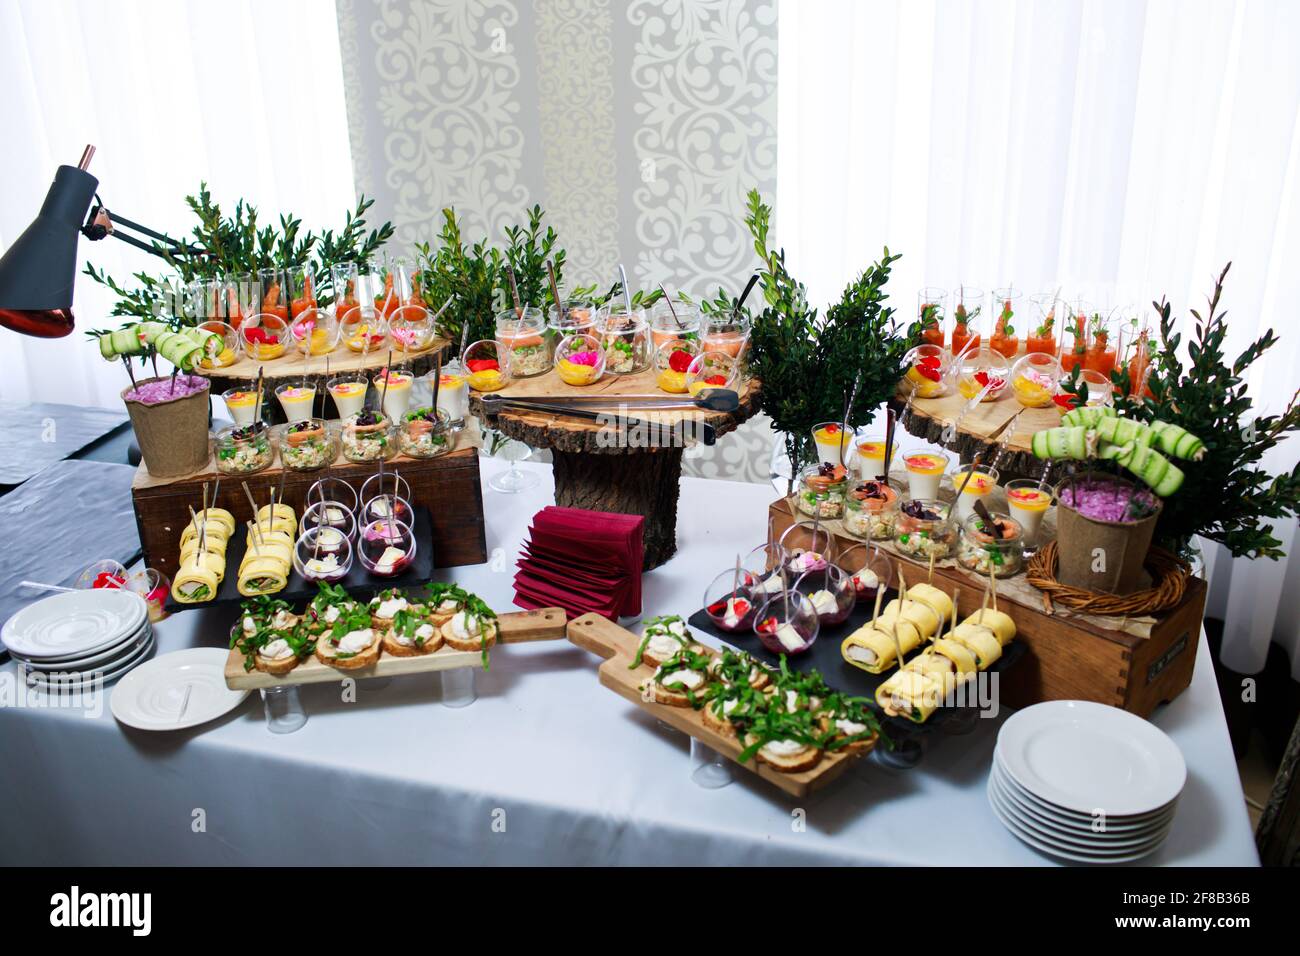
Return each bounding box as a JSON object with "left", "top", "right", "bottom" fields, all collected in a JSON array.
[{"left": 568, "top": 350, "right": 600, "bottom": 366}]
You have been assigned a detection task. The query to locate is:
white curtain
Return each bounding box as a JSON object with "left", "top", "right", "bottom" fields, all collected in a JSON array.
[
  {"left": 778, "top": 0, "right": 1300, "bottom": 676},
  {"left": 0, "top": 0, "right": 355, "bottom": 409}
]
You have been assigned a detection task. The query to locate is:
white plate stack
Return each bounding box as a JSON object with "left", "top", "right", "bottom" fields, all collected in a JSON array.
[
  {"left": 2, "top": 589, "right": 155, "bottom": 691},
  {"left": 988, "top": 700, "right": 1186, "bottom": 864}
]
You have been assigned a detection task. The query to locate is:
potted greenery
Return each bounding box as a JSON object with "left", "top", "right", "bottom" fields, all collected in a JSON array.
[{"left": 725, "top": 189, "right": 915, "bottom": 493}]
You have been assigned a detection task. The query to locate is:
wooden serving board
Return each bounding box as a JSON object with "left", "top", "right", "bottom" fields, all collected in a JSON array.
[
  {"left": 567, "top": 613, "right": 873, "bottom": 799},
  {"left": 224, "top": 606, "right": 567, "bottom": 689}
]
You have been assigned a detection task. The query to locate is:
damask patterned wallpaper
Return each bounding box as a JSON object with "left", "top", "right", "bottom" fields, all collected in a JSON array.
[{"left": 335, "top": 0, "right": 778, "bottom": 483}]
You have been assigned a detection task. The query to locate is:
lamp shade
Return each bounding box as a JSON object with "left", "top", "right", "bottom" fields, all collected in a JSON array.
[{"left": 0, "top": 164, "right": 98, "bottom": 338}]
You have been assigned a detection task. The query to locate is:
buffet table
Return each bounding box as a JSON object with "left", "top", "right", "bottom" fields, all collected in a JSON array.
[{"left": 0, "top": 458, "right": 1259, "bottom": 865}]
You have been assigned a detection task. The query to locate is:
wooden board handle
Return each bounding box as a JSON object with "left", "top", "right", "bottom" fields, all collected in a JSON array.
[
  {"left": 497, "top": 606, "right": 566, "bottom": 644},
  {"left": 567, "top": 613, "right": 635, "bottom": 661}
]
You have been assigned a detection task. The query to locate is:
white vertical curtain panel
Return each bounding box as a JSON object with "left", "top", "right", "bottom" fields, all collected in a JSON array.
[
  {"left": 0, "top": 0, "right": 356, "bottom": 409},
  {"left": 779, "top": 0, "right": 1300, "bottom": 677}
]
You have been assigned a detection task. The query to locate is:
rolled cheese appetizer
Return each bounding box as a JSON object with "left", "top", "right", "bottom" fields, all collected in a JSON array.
[
  {"left": 181, "top": 523, "right": 231, "bottom": 550},
  {"left": 930, "top": 637, "right": 979, "bottom": 674},
  {"left": 907, "top": 583, "right": 954, "bottom": 624},
  {"left": 237, "top": 555, "right": 289, "bottom": 596},
  {"left": 949, "top": 623, "right": 1003, "bottom": 667},
  {"left": 250, "top": 516, "right": 297, "bottom": 539},
  {"left": 171, "top": 559, "right": 221, "bottom": 603},
  {"left": 186, "top": 507, "right": 236, "bottom": 537},
  {"left": 180, "top": 539, "right": 227, "bottom": 568},
  {"left": 876, "top": 670, "right": 947, "bottom": 723},
  {"left": 841, "top": 623, "right": 923, "bottom": 673},
  {"left": 255, "top": 503, "right": 296, "bottom": 526},
  {"left": 963, "top": 609, "right": 1016, "bottom": 645}
]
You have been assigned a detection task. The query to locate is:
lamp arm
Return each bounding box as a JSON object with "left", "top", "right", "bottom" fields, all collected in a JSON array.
[{"left": 82, "top": 201, "right": 206, "bottom": 260}]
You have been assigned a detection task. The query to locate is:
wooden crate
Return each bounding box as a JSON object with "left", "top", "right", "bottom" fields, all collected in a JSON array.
[
  {"left": 769, "top": 500, "right": 1205, "bottom": 718},
  {"left": 132, "top": 446, "right": 487, "bottom": 579}
]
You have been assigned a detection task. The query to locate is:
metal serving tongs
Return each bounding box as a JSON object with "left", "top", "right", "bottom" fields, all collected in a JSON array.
[
  {"left": 477, "top": 394, "right": 718, "bottom": 445},
  {"left": 479, "top": 388, "right": 739, "bottom": 414}
]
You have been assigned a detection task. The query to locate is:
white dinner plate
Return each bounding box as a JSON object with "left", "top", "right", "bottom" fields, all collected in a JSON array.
[
  {"left": 22, "top": 631, "right": 156, "bottom": 692},
  {"left": 13, "top": 621, "right": 152, "bottom": 672},
  {"left": 992, "top": 759, "right": 1178, "bottom": 830},
  {"left": 111, "top": 648, "right": 250, "bottom": 732},
  {"left": 990, "top": 766, "right": 1174, "bottom": 848},
  {"left": 2, "top": 589, "right": 146, "bottom": 660},
  {"left": 987, "top": 777, "right": 1168, "bottom": 864},
  {"left": 996, "top": 700, "right": 1186, "bottom": 816}
]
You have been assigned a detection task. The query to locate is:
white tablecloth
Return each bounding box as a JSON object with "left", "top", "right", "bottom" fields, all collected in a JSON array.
[{"left": 0, "top": 459, "right": 1259, "bottom": 865}]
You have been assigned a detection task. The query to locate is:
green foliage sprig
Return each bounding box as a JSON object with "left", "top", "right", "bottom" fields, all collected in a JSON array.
[
  {"left": 83, "top": 183, "right": 393, "bottom": 322},
  {"left": 1110, "top": 263, "right": 1300, "bottom": 559},
  {"left": 742, "top": 189, "right": 915, "bottom": 487}
]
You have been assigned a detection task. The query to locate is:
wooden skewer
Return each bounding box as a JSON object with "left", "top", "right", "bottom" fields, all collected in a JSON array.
[
  {"left": 990, "top": 569, "right": 999, "bottom": 614},
  {"left": 870, "top": 583, "right": 885, "bottom": 629},
  {"left": 246, "top": 520, "right": 263, "bottom": 556},
  {"left": 949, "top": 586, "right": 960, "bottom": 640},
  {"left": 889, "top": 617, "right": 906, "bottom": 674}
]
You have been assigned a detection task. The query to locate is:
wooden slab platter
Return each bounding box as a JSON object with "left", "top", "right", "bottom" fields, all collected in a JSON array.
[
  {"left": 566, "top": 613, "right": 873, "bottom": 799},
  {"left": 197, "top": 338, "right": 449, "bottom": 382},
  {"left": 224, "top": 606, "right": 567, "bottom": 689}
]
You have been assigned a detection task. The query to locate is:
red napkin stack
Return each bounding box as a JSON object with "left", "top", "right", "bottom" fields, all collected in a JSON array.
[{"left": 513, "top": 506, "right": 643, "bottom": 620}]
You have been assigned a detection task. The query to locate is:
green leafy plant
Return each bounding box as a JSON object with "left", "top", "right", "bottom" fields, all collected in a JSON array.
[
  {"left": 414, "top": 208, "right": 504, "bottom": 359},
  {"left": 83, "top": 183, "right": 393, "bottom": 322},
  {"left": 1108, "top": 263, "right": 1300, "bottom": 559},
  {"left": 742, "top": 189, "right": 915, "bottom": 489}
]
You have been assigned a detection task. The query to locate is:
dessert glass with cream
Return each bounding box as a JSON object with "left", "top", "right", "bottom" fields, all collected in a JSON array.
[
  {"left": 794, "top": 564, "right": 856, "bottom": 626},
  {"left": 293, "top": 527, "right": 353, "bottom": 583},
  {"left": 221, "top": 382, "right": 260, "bottom": 426},
  {"left": 275, "top": 382, "right": 317, "bottom": 422},
  {"left": 1003, "top": 478, "right": 1053, "bottom": 552},
  {"left": 373, "top": 366, "right": 415, "bottom": 421},
  {"left": 753, "top": 591, "right": 819, "bottom": 656},
  {"left": 703, "top": 569, "right": 760, "bottom": 633},
  {"left": 950, "top": 464, "right": 1000, "bottom": 521},
  {"left": 902, "top": 448, "right": 949, "bottom": 500},
  {"left": 357, "top": 518, "right": 416, "bottom": 578},
  {"left": 812, "top": 421, "right": 852, "bottom": 466},
  {"left": 852, "top": 433, "right": 896, "bottom": 480},
  {"left": 326, "top": 373, "right": 368, "bottom": 419},
  {"left": 431, "top": 361, "right": 469, "bottom": 426}
]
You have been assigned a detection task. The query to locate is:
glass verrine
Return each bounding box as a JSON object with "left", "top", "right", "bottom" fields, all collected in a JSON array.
[
  {"left": 951, "top": 286, "right": 984, "bottom": 357},
  {"left": 835, "top": 542, "right": 894, "bottom": 604},
  {"left": 916, "top": 287, "right": 948, "bottom": 349},
  {"left": 842, "top": 477, "right": 902, "bottom": 541},
  {"left": 398, "top": 406, "right": 454, "bottom": 459},
  {"left": 256, "top": 268, "right": 291, "bottom": 321},
  {"left": 955, "top": 347, "right": 1009, "bottom": 402},
  {"left": 1060, "top": 299, "right": 1090, "bottom": 373},
  {"left": 290, "top": 305, "right": 340, "bottom": 356},
  {"left": 702, "top": 568, "right": 761, "bottom": 634},
  {"left": 389, "top": 307, "right": 435, "bottom": 354},
  {"left": 293, "top": 527, "right": 353, "bottom": 583},
  {"left": 1003, "top": 478, "right": 1054, "bottom": 553},
  {"left": 221, "top": 380, "right": 260, "bottom": 426},
  {"left": 647, "top": 301, "right": 702, "bottom": 353},
  {"left": 958, "top": 512, "right": 1025, "bottom": 578},
  {"left": 372, "top": 364, "right": 416, "bottom": 420},
  {"left": 852, "top": 432, "right": 896, "bottom": 480},
  {"left": 340, "top": 410, "right": 396, "bottom": 463},
  {"left": 701, "top": 311, "right": 752, "bottom": 361},
  {"left": 895, "top": 497, "right": 957, "bottom": 561},
  {"left": 214, "top": 423, "right": 276, "bottom": 476},
  {"left": 326, "top": 372, "right": 368, "bottom": 419},
  {"left": 950, "top": 464, "right": 1000, "bottom": 521},
  {"left": 685, "top": 350, "right": 739, "bottom": 396},
  {"left": 554, "top": 333, "right": 606, "bottom": 387},
  {"left": 360, "top": 470, "right": 410, "bottom": 507},
  {"left": 1084, "top": 307, "right": 1118, "bottom": 376},
  {"left": 794, "top": 462, "right": 849, "bottom": 519},
  {"left": 1080, "top": 368, "right": 1113, "bottom": 407},
  {"left": 197, "top": 320, "right": 239, "bottom": 369},
  {"left": 795, "top": 563, "right": 856, "bottom": 626},
  {"left": 357, "top": 517, "right": 416, "bottom": 577},
  {"left": 546, "top": 300, "right": 598, "bottom": 360},
  {"left": 811, "top": 420, "right": 852, "bottom": 466},
  {"left": 341, "top": 306, "right": 388, "bottom": 354},
  {"left": 595, "top": 304, "right": 649, "bottom": 374},
  {"left": 1010, "top": 352, "right": 1062, "bottom": 408},
  {"left": 126, "top": 567, "right": 171, "bottom": 623},
  {"left": 330, "top": 262, "right": 363, "bottom": 323},
  {"left": 653, "top": 339, "right": 701, "bottom": 394},
  {"left": 227, "top": 272, "right": 261, "bottom": 329},
  {"left": 1026, "top": 293, "right": 1060, "bottom": 356},
  {"left": 990, "top": 287, "right": 1021, "bottom": 359},
  {"left": 302, "top": 499, "right": 357, "bottom": 540},
  {"left": 360, "top": 493, "right": 413, "bottom": 528},
  {"left": 901, "top": 447, "right": 949, "bottom": 500},
  {"left": 239, "top": 312, "right": 289, "bottom": 361},
  {"left": 776, "top": 520, "right": 835, "bottom": 576},
  {"left": 275, "top": 381, "right": 317, "bottom": 422},
  {"left": 432, "top": 359, "right": 470, "bottom": 426},
  {"left": 753, "top": 591, "right": 819, "bottom": 656},
  {"left": 276, "top": 418, "right": 337, "bottom": 472},
  {"left": 901, "top": 343, "right": 949, "bottom": 399},
  {"left": 306, "top": 476, "right": 358, "bottom": 515},
  {"left": 495, "top": 307, "right": 550, "bottom": 377},
  {"left": 462, "top": 339, "right": 510, "bottom": 392},
  {"left": 75, "top": 559, "right": 128, "bottom": 590}
]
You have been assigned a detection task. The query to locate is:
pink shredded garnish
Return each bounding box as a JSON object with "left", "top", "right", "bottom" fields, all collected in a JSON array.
[
  {"left": 123, "top": 375, "right": 210, "bottom": 405},
  {"left": 568, "top": 350, "right": 600, "bottom": 366}
]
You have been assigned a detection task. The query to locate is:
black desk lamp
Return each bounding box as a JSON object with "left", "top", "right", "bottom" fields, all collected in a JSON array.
[{"left": 0, "top": 145, "right": 202, "bottom": 338}]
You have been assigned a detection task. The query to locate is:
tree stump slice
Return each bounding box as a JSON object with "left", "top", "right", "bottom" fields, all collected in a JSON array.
[
  {"left": 473, "top": 373, "right": 761, "bottom": 570},
  {"left": 889, "top": 388, "right": 1062, "bottom": 482}
]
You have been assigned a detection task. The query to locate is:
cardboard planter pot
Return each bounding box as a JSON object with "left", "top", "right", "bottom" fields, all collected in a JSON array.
[
  {"left": 121, "top": 376, "right": 211, "bottom": 478},
  {"left": 1055, "top": 473, "right": 1162, "bottom": 595}
]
